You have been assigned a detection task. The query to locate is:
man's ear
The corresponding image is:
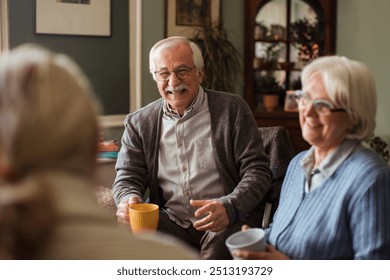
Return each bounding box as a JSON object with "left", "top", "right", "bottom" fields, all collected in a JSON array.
[{"left": 197, "top": 67, "right": 204, "bottom": 83}]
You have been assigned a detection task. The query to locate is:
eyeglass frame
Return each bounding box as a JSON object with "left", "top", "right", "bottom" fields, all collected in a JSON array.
[
  {"left": 293, "top": 90, "right": 346, "bottom": 115},
  {"left": 154, "top": 66, "right": 196, "bottom": 82}
]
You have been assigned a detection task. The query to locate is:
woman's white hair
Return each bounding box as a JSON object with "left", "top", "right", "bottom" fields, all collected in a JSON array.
[
  {"left": 301, "top": 55, "right": 376, "bottom": 140},
  {"left": 0, "top": 44, "right": 101, "bottom": 179},
  {"left": 148, "top": 36, "right": 204, "bottom": 80}
]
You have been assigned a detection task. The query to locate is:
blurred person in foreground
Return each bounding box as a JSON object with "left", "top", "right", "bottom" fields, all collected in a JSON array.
[
  {"left": 235, "top": 56, "right": 390, "bottom": 260},
  {"left": 113, "top": 36, "right": 272, "bottom": 259},
  {"left": 0, "top": 44, "right": 196, "bottom": 260}
]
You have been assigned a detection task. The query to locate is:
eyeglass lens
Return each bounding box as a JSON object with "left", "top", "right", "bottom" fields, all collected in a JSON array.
[
  {"left": 294, "top": 91, "right": 345, "bottom": 114},
  {"left": 155, "top": 67, "right": 193, "bottom": 81}
]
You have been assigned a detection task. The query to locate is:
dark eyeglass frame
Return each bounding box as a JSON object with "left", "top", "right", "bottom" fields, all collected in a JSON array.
[
  {"left": 154, "top": 66, "right": 195, "bottom": 81},
  {"left": 293, "top": 90, "right": 346, "bottom": 115}
]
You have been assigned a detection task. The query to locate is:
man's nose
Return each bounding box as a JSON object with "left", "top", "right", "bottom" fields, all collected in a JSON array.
[{"left": 168, "top": 72, "right": 181, "bottom": 86}]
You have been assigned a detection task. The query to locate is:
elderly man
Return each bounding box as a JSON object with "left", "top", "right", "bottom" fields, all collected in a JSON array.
[{"left": 114, "top": 36, "right": 272, "bottom": 259}]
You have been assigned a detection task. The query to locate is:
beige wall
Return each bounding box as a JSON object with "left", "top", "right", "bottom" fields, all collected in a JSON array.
[{"left": 337, "top": 0, "right": 390, "bottom": 141}]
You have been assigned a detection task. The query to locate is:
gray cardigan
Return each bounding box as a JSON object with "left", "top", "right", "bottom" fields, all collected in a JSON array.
[{"left": 113, "top": 89, "right": 272, "bottom": 224}]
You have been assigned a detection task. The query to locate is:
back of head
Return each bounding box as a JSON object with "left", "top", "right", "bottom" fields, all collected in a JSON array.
[
  {"left": 0, "top": 44, "right": 100, "bottom": 180},
  {"left": 0, "top": 44, "right": 100, "bottom": 259},
  {"left": 301, "top": 56, "right": 376, "bottom": 140}
]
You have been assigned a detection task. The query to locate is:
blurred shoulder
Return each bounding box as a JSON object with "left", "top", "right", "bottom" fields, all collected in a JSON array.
[{"left": 43, "top": 215, "right": 198, "bottom": 260}]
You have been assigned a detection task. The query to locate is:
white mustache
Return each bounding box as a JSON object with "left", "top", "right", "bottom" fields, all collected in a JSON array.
[{"left": 164, "top": 84, "right": 189, "bottom": 93}]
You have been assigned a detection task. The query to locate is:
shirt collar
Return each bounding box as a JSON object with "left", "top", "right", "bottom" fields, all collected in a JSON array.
[
  {"left": 163, "top": 86, "right": 205, "bottom": 120},
  {"left": 301, "top": 139, "right": 360, "bottom": 187}
]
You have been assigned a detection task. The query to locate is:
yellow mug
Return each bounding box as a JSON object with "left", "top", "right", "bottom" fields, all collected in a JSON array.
[{"left": 128, "top": 203, "right": 159, "bottom": 234}]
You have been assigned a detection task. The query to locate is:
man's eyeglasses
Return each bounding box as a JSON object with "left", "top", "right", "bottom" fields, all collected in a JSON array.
[
  {"left": 293, "top": 90, "right": 346, "bottom": 115},
  {"left": 154, "top": 66, "right": 195, "bottom": 81}
]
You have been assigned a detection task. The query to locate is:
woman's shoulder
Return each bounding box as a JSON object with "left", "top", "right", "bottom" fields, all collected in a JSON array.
[
  {"left": 335, "top": 145, "right": 390, "bottom": 195},
  {"left": 347, "top": 145, "right": 389, "bottom": 172}
]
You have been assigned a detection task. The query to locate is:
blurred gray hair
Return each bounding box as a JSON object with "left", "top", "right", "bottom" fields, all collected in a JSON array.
[{"left": 0, "top": 44, "right": 101, "bottom": 178}]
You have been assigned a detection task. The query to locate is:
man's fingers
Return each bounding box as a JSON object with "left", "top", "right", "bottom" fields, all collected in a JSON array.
[
  {"left": 129, "top": 196, "right": 141, "bottom": 205},
  {"left": 116, "top": 201, "right": 131, "bottom": 224},
  {"left": 117, "top": 203, "right": 128, "bottom": 212},
  {"left": 190, "top": 199, "right": 210, "bottom": 207},
  {"left": 194, "top": 203, "right": 214, "bottom": 217}
]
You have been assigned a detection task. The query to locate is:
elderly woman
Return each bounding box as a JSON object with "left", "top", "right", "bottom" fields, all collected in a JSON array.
[
  {"left": 0, "top": 44, "right": 196, "bottom": 260},
  {"left": 236, "top": 56, "right": 390, "bottom": 260}
]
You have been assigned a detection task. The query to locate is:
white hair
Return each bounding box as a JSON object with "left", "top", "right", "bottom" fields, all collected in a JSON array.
[
  {"left": 148, "top": 36, "right": 204, "bottom": 81},
  {"left": 301, "top": 55, "right": 376, "bottom": 140}
]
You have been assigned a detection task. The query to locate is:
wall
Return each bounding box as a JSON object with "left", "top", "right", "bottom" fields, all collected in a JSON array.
[
  {"left": 6, "top": 0, "right": 389, "bottom": 143},
  {"left": 141, "top": 0, "right": 389, "bottom": 142},
  {"left": 141, "top": 0, "right": 165, "bottom": 106},
  {"left": 141, "top": 0, "right": 244, "bottom": 105},
  {"left": 336, "top": 0, "right": 390, "bottom": 141},
  {"left": 8, "top": 0, "right": 130, "bottom": 116}
]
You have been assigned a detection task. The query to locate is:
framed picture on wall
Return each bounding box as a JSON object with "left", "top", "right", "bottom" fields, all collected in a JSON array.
[
  {"left": 165, "top": 0, "right": 220, "bottom": 38},
  {"left": 35, "top": 0, "right": 111, "bottom": 37}
]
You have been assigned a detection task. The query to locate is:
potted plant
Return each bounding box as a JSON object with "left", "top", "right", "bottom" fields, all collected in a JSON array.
[
  {"left": 193, "top": 22, "right": 241, "bottom": 92},
  {"left": 256, "top": 72, "right": 284, "bottom": 112},
  {"left": 255, "top": 42, "right": 282, "bottom": 70},
  {"left": 254, "top": 21, "right": 268, "bottom": 40},
  {"left": 290, "top": 17, "right": 323, "bottom": 66}
]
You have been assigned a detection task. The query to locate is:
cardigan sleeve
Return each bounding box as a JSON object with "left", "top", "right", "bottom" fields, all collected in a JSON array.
[
  {"left": 208, "top": 91, "right": 272, "bottom": 223},
  {"left": 349, "top": 170, "right": 390, "bottom": 259}
]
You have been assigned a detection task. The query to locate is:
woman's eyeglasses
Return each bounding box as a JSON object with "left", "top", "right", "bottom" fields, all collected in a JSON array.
[{"left": 293, "top": 90, "right": 346, "bottom": 115}]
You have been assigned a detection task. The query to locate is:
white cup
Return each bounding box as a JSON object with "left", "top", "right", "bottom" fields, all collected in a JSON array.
[{"left": 225, "top": 228, "right": 266, "bottom": 259}]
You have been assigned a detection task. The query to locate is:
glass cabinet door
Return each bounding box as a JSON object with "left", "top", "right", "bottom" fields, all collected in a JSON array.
[{"left": 245, "top": 0, "right": 336, "bottom": 112}]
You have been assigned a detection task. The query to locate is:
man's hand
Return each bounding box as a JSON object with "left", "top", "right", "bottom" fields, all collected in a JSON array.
[
  {"left": 116, "top": 196, "right": 141, "bottom": 227},
  {"left": 190, "top": 199, "right": 229, "bottom": 232}
]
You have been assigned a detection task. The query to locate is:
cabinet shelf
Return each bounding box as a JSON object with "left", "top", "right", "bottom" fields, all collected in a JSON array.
[
  {"left": 244, "top": 0, "right": 336, "bottom": 153},
  {"left": 253, "top": 68, "right": 302, "bottom": 71},
  {"left": 255, "top": 38, "right": 325, "bottom": 44}
]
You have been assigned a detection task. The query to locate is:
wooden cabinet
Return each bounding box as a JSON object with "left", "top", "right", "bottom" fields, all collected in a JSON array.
[{"left": 244, "top": 0, "right": 336, "bottom": 153}]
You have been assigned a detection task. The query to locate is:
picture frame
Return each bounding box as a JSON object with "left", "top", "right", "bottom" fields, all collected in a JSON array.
[
  {"left": 35, "top": 0, "right": 111, "bottom": 37},
  {"left": 165, "top": 0, "right": 221, "bottom": 38},
  {"left": 284, "top": 90, "right": 299, "bottom": 112}
]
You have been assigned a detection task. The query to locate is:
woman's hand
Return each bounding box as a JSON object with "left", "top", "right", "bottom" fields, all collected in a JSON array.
[
  {"left": 234, "top": 224, "right": 290, "bottom": 260},
  {"left": 234, "top": 244, "right": 289, "bottom": 260}
]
